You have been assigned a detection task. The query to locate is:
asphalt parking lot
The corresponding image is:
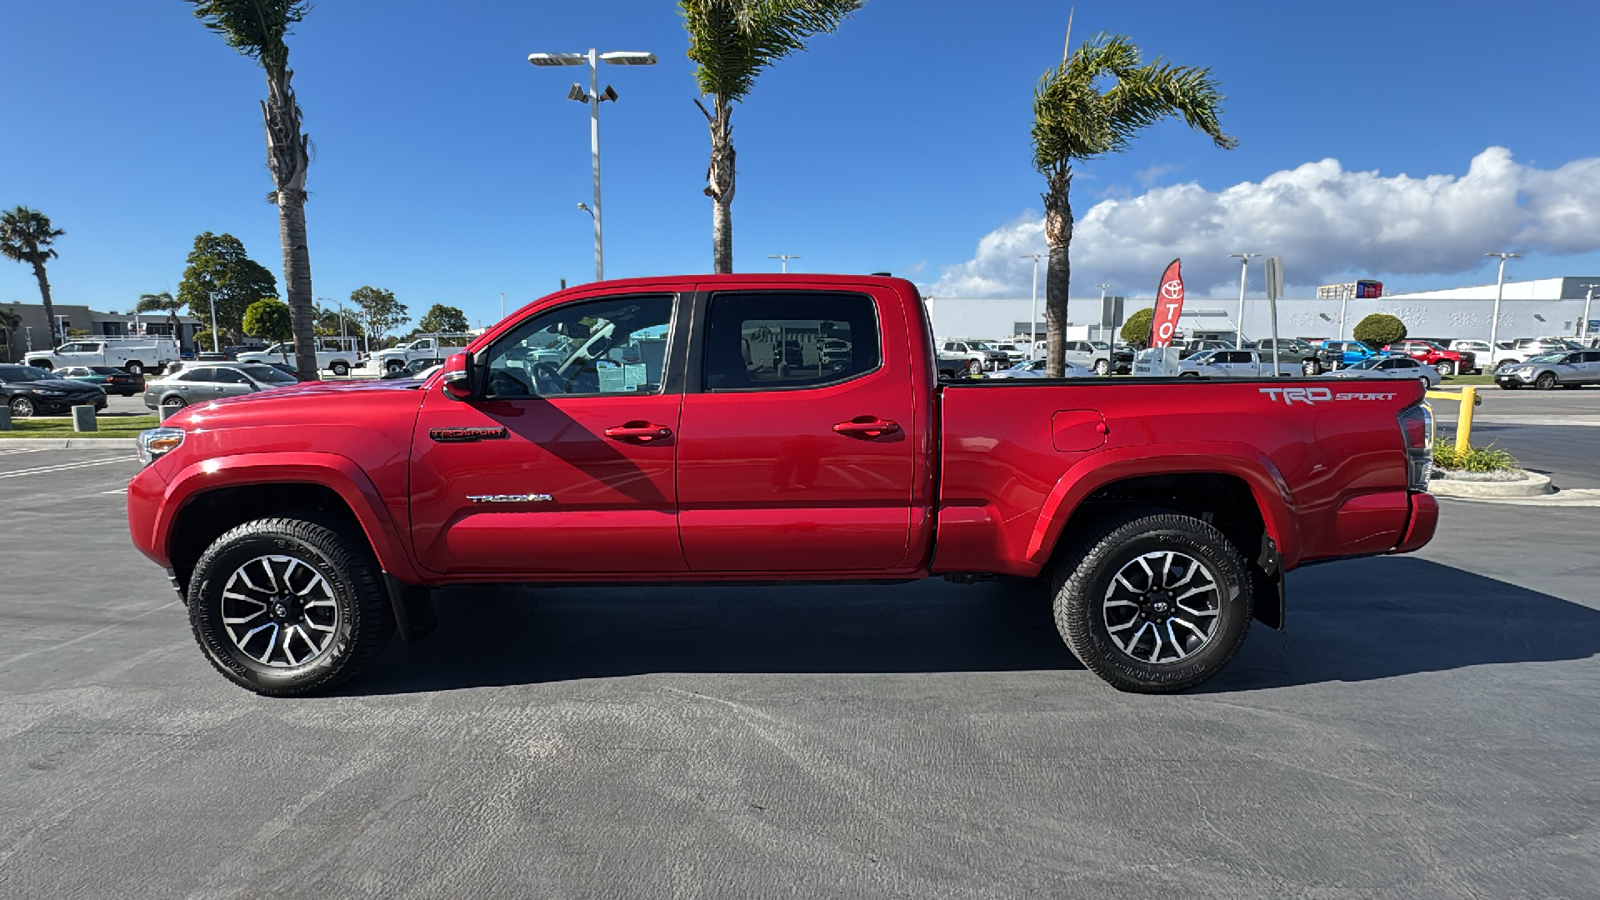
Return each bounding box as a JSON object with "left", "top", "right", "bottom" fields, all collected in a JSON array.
[{"left": 2, "top": 393, "right": 1598, "bottom": 898}]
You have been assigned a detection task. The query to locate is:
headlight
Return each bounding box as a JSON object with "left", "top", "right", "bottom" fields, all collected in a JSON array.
[
  {"left": 32, "top": 388, "right": 66, "bottom": 396},
  {"left": 136, "top": 427, "right": 185, "bottom": 466}
]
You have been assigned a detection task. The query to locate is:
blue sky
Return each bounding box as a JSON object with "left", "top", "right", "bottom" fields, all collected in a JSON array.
[{"left": 4, "top": 0, "right": 1598, "bottom": 328}]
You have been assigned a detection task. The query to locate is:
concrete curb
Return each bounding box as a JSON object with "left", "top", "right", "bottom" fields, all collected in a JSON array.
[
  {"left": 1429, "top": 471, "right": 1553, "bottom": 498},
  {"left": 0, "top": 438, "right": 138, "bottom": 450}
]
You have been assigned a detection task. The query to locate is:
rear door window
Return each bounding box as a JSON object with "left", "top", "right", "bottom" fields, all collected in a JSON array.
[{"left": 702, "top": 292, "right": 881, "bottom": 391}]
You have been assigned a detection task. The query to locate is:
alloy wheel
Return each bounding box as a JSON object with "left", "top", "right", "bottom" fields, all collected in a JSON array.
[
  {"left": 220, "top": 555, "right": 341, "bottom": 667},
  {"left": 1102, "top": 550, "right": 1221, "bottom": 664},
  {"left": 10, "top": 396, "right": 35, "bottom": 417}
]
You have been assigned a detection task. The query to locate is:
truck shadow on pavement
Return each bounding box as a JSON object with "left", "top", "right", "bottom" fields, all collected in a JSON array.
[{"left": 350, "top": 556, "right": 1600, "bottom": 695}]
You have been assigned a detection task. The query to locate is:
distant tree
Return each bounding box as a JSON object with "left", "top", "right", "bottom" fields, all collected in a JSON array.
[
  {"left": 1120, "top": 307, "right": 1155, "bottom": 346},
  {"left": 178, "top": 232, "right": 279, "bottom": 351},
  {"left": 350, "top": 286, "right": 408, "bottom": 349},
  {"left": 679, "top": 0, "right": 862, "bottom": 273},
  {"left": 313, "top": 303, "right": 363, "bottom": 338},
  {"left": 243, "top": 298, "right": 294, "bottom": 359},
  {"left": 1031, "top": 27, "right": 1235, "bottom": 376},
  {"left": 417, "top": 303, "right": 469, "bottom": 335},
  {"left": 192, "top": 329, "right": 217, "bottom": 353},
  {"left": 185, "top": 0, "right": 318, "bottom": 381},
  {"left": 0, "top": 306, "right": 20, "bottom": 362},
  {"left": 1353, "top": 313, "right": 1406, "bottom": 348},
  {"left": 0, "top": 207, "right": 66, "bottom": 345},
  {"left": 136, "top": 291, "right": 187, "bottom": 344}
]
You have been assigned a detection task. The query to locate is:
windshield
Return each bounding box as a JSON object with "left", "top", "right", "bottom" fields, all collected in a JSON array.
[
  {"left": 238, "top": 365, "right": 298, "bottom": 385},
  {"left": 0, "top": 365, "right": 51, "bottom": 382},
  {"left": 1524, "top": 353, "right": 1566, "bottom": 363}
]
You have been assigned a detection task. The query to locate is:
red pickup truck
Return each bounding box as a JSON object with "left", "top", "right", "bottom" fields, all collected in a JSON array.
[{"left": 127, "top": 275, "right": 1438, "bottom": 696}]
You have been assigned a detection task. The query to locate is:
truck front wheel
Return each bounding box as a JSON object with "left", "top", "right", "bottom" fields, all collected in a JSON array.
[
  {"left": 386, "top": 360, "right": 406, "bottom": 375},
  {"left": 188, "top": 516, "right": 394, "bottom": 696},
  {"left": 1051, "top": 511, "right": 1252, "bottom": 693}
]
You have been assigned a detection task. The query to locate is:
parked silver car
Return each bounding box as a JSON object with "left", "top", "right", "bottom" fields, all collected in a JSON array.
[
  {"left": 1495, "top": 350, "right": 1600, "bottom": 390},
  {"left": 988, "top": 358, "right": 1091, "bottom": 379},
  {"left": 1322, "top": 354, "right": 1442, "bottom": 387},
  {"left": 142, "top": 363, "right": 300, "bottom": 410}
]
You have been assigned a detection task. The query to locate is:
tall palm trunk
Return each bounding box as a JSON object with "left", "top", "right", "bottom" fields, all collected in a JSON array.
[
  {"left": 699, "top": 96, "right": 736, "bottom": 274},
  {"left": 262, "top": 62, "right": 316, "bottom": 381},
  {"left": 1041, "top": 165, "right": 1074, "bottom": 378},
  {"left": 31, "top": 261, "right": 60, "bottom": 345}
]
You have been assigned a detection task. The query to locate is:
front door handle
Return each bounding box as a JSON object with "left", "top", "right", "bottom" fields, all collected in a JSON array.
[
  {"left": 604, "top": 422, "right": 673, "bottom": 443},
  {"left": 833, "top": 417, "right": 901, "bottom": 438}
]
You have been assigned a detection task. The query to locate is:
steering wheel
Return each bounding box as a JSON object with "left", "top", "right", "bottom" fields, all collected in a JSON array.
[
  {"left": 531, "top": 361, "right": 568, "bottom": 395},
  {"left": 487, "top": 367, "right": 533, "bottom": 397}
]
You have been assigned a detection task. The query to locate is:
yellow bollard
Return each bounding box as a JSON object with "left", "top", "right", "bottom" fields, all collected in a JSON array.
[{"left": 1455, "top": 386, "right": 1477, "bottom": 455}]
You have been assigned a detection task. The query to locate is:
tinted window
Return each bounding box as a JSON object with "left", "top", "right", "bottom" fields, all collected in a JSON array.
[
  {"left": 211, "top": 368, "right": 250, "bottom": 384},
  {"left": 704, "top": 291, "right": 880, "bottom": 391},
  {"left": 484, "top": 294, "right": 673, "bottom": 398},
  {"left": 239, "top": 365, "right": 297, "bottom": 385},
  {"left": 0, "top": 365, "right": 47, "bottom": 382},
  {"left": 180, "top": 368, "right": 216, "bottom": 382}
]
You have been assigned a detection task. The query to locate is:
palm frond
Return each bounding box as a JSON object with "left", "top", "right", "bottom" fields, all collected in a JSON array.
[
  {"left": 1031, "top": 31, "right": 1235, "bottom": 173},
  {"left": 184, "top": 0, "right": 307, "bottom": 69},
  {"left": 0, "top": 206, "right": 65, "bottom": 266},
  {"left": 681, "top": 0, "right": 863, "bottom": 102}
]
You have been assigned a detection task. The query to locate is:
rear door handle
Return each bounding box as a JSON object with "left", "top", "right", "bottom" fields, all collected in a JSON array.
[
  {"left": 833, "top": 417, "right": 901, "bottom": 438},
  {"left": 604, "top": 422, "right": 673, "bottom": 443}
]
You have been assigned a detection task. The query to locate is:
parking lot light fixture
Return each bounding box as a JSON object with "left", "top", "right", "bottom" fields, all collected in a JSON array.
[
  {"left": 1579, "top": 283, "right": 1600, "bottom": 341},
  {"left": 1229, "top": 253, "right": 1260, "bottom": 348},
  {"left": 1485, "top": 252, "right": 1521, "bottom": 353},
  {"left": 528, "top": 48, "right": 658, "bottom": 283},
  {"left": 1020, "top": 254, "right": 1042, "bottom": 348}
]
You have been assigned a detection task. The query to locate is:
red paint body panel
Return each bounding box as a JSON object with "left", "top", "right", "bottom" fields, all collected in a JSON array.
[{"left": 127, "top": 274, "right": 1437, "bottom": 596}]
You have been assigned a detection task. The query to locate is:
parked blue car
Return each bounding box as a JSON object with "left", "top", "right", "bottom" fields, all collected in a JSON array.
[{"left": 1318, "top": 340, "right": 1379, "bottom": 368}]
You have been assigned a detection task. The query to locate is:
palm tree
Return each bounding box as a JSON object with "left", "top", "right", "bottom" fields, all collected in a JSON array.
[
  {"left": 185, "top": 0, "right": 318, "bottom": 381},
  {"left": 0, "top": 306, "right": 21, "bottom": 362},
  {"left": 1032, "top": 29, "right": 1236, "bottom": 376},
  {"left": 679, "top": 0, "right": 862, "bottom": 274},
  {"left": 136, "top": 291, "right": 187, "bottom": 347},
  {"left": 0, "top": 207, "right": 66, "bottom": 346}
]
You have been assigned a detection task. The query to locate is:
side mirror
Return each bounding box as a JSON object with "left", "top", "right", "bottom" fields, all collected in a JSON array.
[{"left": 440, "top": 352, "right": 474, "bottom": 400}]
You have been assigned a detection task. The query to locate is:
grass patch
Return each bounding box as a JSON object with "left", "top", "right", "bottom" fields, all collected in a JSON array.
[
  {"left": 1434, "top": 442, "right": 1518, "bottom": 473},
  {"left": 1441, "top": 373, "right": 1495, "bottom": 385},
  {"left": 0, "top": 415, "right": 160, "bottom": 438}
]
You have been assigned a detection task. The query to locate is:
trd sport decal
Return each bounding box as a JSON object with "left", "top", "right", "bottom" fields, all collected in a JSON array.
[
  {"left": 1260, "top": 387, "right": 1399, "bottom": 405},
  {"left": 429, "top": 426, "right": 509, "bottom": 443}
]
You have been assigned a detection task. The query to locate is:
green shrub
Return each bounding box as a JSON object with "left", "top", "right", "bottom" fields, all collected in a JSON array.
[
  {"left": 1353, "top": 313, "right": 1406, "bottom": 348},
  {"left": 1121, "top": 308, "right": 1154, "bottom": 345},
  {"left": 1433, "top": 442, "right": 1517, "bottom": 473}
]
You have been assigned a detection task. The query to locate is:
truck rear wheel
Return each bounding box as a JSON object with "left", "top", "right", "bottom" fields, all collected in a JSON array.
[
  {"left": 1094, "top": 359, "right": 1110, "bottom": 376},
  {"left": 188, "top": 516, "right": 393, "bottom": 696},
  {"left": 125, "top": 361, "right": 144, "bottom": 376},
  {"left": 386, "top": 360, "right": 406, "bottom": 375},
  {"left": 1051, "top": 511, "right": 1252, "bottom": 693},
  {"left": 330, "top": 361, "right": 350, "bottom": 376}
]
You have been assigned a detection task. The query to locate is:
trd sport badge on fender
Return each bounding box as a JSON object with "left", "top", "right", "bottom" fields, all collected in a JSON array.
[{"left": 429, "top": 426, "right": 509, "bottom": 443}]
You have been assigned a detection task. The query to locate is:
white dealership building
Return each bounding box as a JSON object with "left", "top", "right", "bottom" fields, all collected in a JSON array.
[{"left": 926, "top": 275, "right": 1600, "bottom": 344}]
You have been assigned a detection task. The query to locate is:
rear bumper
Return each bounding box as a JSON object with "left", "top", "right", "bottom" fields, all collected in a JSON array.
[{"left": 1390, "top": 491, "right": 1439, "bottom": 555}]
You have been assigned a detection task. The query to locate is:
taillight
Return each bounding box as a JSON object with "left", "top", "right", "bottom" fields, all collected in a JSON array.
[{"left": 1398, "top": 403, "right": 1433, "bottom": 492}]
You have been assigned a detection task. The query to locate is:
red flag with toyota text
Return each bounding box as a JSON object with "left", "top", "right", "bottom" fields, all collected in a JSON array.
[{"left": 1149, "top": 258, "right": 1184, "bottom": 348}]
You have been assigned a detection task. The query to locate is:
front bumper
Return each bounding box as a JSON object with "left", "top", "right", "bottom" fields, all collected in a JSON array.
[{"left": 1495, "top": 370, "right": 1537, "bottom": 385}]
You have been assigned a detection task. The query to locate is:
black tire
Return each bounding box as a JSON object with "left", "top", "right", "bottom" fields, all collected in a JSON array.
[
  {"left": 1302, "top": 359, "right": 1320, "bottom": 376},
  {"left": 31, "top": 361, "right": 53, "bottom": 371},
  {"left": 964, "top": 359, "right": 983, "bottom": 376},
  {"left": 1435, "top": 361, "right": 1455, "bottom": 377},
  {"left": 1094, "top": 359, "right": 1111, "bottom": 376},
  {"left": 1178, "top": 372, "right": 1200, "bottom": 379},
  {"left": 161, "top": 396, "right": 187, "bottom": 409},
  {"left": 1051, "top": 510, "right": 1252, "bottom": 693},
  {"left": 125, "top": 361, "right": 144, "bottom": 376},
  {"left": 188, "top": 516, "right": 393, "bottom": 696},
  {"left": 9, "top": 395, "right": 36, "bottom": 417},
  {"left": 386, "top": 360, "right": 406, "bottom": 375},
  {"left": 1535, "top": 372, "right": 1557, "bottom": 390},
  {"left": 330, "top": 361, "right": 350, "bottom": 377}
]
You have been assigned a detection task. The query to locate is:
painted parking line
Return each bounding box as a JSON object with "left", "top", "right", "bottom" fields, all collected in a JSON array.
[
  {"left": 0, "top": 447, "right": 45, "bottom": 456},
  {"left": 0, "top": 457, "right": 132, "bottom": 479}
]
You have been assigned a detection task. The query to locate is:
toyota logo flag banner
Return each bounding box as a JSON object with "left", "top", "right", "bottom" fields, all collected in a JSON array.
[{"left": 1149, "top": 259, "right": 1184, "bottom": 348}]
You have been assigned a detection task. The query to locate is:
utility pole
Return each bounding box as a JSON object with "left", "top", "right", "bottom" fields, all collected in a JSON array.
[
  {"left": 1097, "top": 283, "right": 1113, "bottom": 344},
  {"left": 1485, "top": 252, "right": 1521, "bottom": 354},
  {"left": 1228, "top": 253, "right": 1260, "bottom": 348},
  {"left": 767, "top": 254, "right": 800, "bottom": 273},
  {"left": 500, "top": 292, "right": 506, "bottom": 322}
]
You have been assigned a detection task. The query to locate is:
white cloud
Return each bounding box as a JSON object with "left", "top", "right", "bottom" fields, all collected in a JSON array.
[{"left": 927, "top": 147, "right": 1600, "bottom": 299}]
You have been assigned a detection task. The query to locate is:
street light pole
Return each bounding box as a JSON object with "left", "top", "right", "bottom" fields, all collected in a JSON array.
[
  {"left": 1485, "top": 252, "right": 1521, "bottom": 354},
  {"left": 1578, "top": 283, "right": 1600, "bottom": 342},
  {"left": 529, "top": 48, "right": 658, "bottom": 283},
  {"left": 1228, "top": 253, "right": 1260, "bottom": 348},
  {"left": 207, "top": 293, "right": 219, "bottom": 353},
  {"left": 1097, "top": 283, "right": 1112, "bottom": 343},
  {"left": 1020, "top": 253, "right": 1042, "bottom": 352},
  {"left": 767, "top": 254, "right": 801, "bottom": 273}
]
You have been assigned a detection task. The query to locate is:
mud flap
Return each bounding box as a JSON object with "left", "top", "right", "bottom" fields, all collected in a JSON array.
[
  {"left": 1252, "top": 534, "right": 1286, "bottom": 630},
  {"left": 383, "top": 573, "right": 438, "bottom": 643}
]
